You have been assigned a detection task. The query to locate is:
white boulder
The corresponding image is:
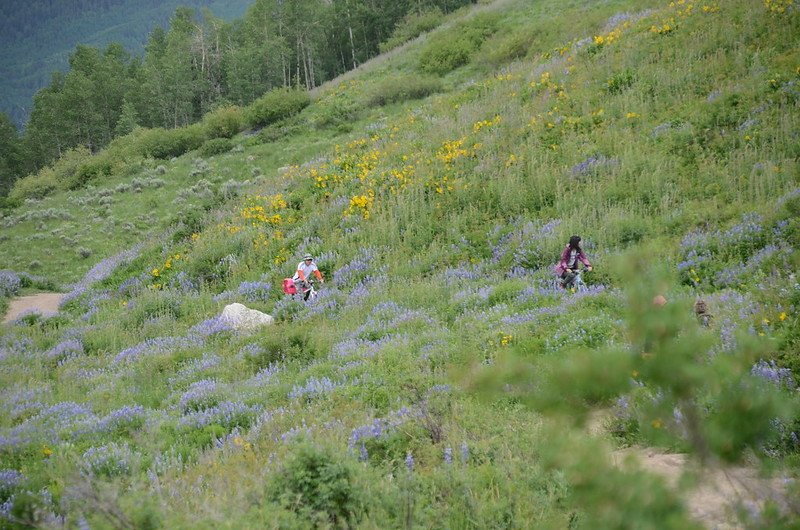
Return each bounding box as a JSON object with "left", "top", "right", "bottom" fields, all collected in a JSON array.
[{"left": 221, "top": 303, "right": 274, "bottom": 331}]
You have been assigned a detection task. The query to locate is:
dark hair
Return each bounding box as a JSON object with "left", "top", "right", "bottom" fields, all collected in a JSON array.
[{"left": 568, "top": 235, "right": 581, "bottom": 249}]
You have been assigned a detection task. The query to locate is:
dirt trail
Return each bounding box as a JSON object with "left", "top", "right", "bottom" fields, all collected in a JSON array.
[
  {"left": 588, "top": 409, "right": 792, "bottom": 529},
  {"left": 2, "top": 293, "right": 64, "bottom": 323}
]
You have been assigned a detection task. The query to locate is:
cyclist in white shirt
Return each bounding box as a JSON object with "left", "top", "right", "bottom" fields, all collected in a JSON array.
[{"left": 293, "top": 253, "right": 324, "bottom": 300}]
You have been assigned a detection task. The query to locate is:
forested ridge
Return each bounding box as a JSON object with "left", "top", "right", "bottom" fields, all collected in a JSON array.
[
  {"left": 0, "top": 0, "right": 255, "bottom": 129},
  {"left": 0, "top": 0, "right": 476, "bottom": 197}
]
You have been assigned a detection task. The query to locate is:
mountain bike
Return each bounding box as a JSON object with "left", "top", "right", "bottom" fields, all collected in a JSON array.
[
  {"left": 561, "top": 268, "right": 590, "bottom": 293},
  {"left": 282, "top": 278, "right": 319, "bottom": 302}
]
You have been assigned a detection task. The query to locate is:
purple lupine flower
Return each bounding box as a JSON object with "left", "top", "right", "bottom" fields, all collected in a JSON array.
[
  {"left": 444, "top": 446, "right": 453, "bottom": 465},
  {"left": 651, "top": 122, "right": 673, "bottom": 137},
  {"left": 751, "top": 360, "right": 796, "bottom": 389},
  {"left": 613, "top": 396, "right": 631, "bottom": 420},
  {"left": 44, "top": 339, "right": 83, "bottom": 362},
  {"left": 238, "top": 343, "right": 263, "bottom": 359},
  {"left": 330, "top": 334, "right": 401, "bottom": 359},
  {"left": 169, "top": 272, "right": 198, "bottom": 293},
  {"left": 444, "top": 264, "right": 485, "bottom": 284},
  {"left": 502, "top": 304, "right": 567, "bottom": 325},
  {"left": 460, "top": 442, "right": 469, "bottom": 464},
  {"left": 348, "top": 407, "right": 417, "bottom": 457},
  {"left": 405, "top": 451, "right": 414, "bottom": 471},
  {"left": 0, "top": 271, "right": 21, "bottom": 298},
  {"left": 188, "top": 316, "right": 234, "bottom": 339},
  {"left": 0, "top": 470, "right": 23, "bottom": 497},
  {"left": 570, "top": 155, "right": 617, "bottom": 177},
  {"left": 250, "top": 362, "right": 283, "bottom": 387},
  {"left": 179, "top": 379, "right": 219, "bottom": 412},
  {"left": 288, "top": 377, "right": 343, "bottom": 400},
  {"left": 118, "top": 275, "right": 145, "bottom": 296},
  {"left": 94, "top": 406, "right": 146, "bottom": 434},
  {"left": 280, "top": 423, "right": 312, "bottom": 444},
  {"left": 115, "top": 336, "right": 202, "bottom": 363},
  {"left": 453, "top": 286, "right": 493, "bottom": 303},
  {"left": 237, "top": 281, "right": 272, "bottom": 302},
  {"left": 62, "top": 244, "right": 143, "bottom": 306},
  {"left": 333, "top": 247, "right": 380, "bottom": 287},
  {"left": 179, "top": 401, "right": 261, "bottom": 430},
  {"left": 81, "top": 443, "right": 135, "bottom": 477}
]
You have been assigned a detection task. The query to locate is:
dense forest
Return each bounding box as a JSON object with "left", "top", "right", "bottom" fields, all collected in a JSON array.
[
  {"left": 0, "top": 0, "right": 255, "bottom": 129},
  {"left": 0, "top": 0, "right": 476, "bottom": 197}
]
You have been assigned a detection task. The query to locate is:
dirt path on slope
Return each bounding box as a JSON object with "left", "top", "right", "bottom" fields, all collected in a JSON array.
[
  {"left": 2, "top": 293, "right": 64, "bottom": 323},
  {"left": 588, "top": 409, "right": 792, "bottom": 529}
]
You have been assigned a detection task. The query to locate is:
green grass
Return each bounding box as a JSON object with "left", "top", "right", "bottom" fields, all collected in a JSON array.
[{"left": 1, "top": 0, "right": 799, "bottom": 527}]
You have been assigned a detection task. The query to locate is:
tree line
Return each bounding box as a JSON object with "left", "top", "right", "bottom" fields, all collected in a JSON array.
[{"left": 0, "top": 0, "right": 476, "bottom": 197}]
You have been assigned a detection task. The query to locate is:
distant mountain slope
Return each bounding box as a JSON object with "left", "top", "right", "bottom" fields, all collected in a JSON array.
[{"left": 0, "top": 0, "right": 254, "bottom": 129}]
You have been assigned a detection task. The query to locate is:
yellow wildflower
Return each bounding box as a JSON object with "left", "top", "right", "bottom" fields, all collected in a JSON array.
[{"left": 779, "top": 312, "right": 787, "bottom": 321}]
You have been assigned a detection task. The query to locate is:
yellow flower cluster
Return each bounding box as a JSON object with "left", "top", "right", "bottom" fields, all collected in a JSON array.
[
  {"left": 500, "top": 334, "right": 513, "bottom": 346},
  {"left": 436, "top": 138, "right": 470, "bottom": 166},
  {"left": 151, "top": 253, "right": 183, "bottom": 278},
  {"left": 346, "top": 192, "right": 375, "bottom": 219},
  {"left": 240, "top": 194, "right": 287, "bottom": 227},
  {"left": 273, "top": 247, "right": 290, "bottom": 265},
  {"left": 253, "top": 231, "right": 283, "bottom": 250},
  {"left": 593, "top": 24, "right": 625, "bottom": 46},
  {"left": 764, "top": 0, "right": 794, "bottom": 12},
  {"left": 385, "top": 164, "right": 416, "bottom": 193},
  {"left": 472, "top": 115, "right": 502, "bottom": 133},
  {"left": 649, "top": 22, "right": 675, "bottom": 34}
]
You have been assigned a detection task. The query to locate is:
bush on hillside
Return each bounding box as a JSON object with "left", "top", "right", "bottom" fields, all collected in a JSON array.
[
  {"left": 9, "top": 168, "right": 58, "bottom": 201},
  {"left": 198, "top": 138, "right": 233, "bottom": 157},
  {"left": 478, "top": 26, "right": 539, "bottom": 65},
  {"left": 202, "top": 105, "right": 245, "bottom": 139},
  {"left": 379, "top": 7, "right": 444, "bottom": 53},
  {"left": 269, "top": 443, "right": 361, "bottom": 527},
  {"left": 7, "top": 146, "right": 92, "bottom": 198},
  {"left": 246, "top": 88, "right": 311, "bottom": 128},
  {"left": 68, "top": 152, "right": 116, "bottom": 190},
  {"left": 366, "top": 75, "right": 443, "bottom": 107},
  {"left": 418, "top": 13, "right": 500, "bottom": 75},
  {"left": 133, "top": 125, "right": 206, "bottom": 160}
]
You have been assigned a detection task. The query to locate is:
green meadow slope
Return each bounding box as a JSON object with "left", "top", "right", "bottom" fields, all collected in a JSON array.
[{"left": 1, "top": 0, "right": 799, "bottom": 527}]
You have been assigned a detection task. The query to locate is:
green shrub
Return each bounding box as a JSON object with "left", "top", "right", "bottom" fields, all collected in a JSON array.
[
  {"left": 198, "top": 138, "right": 233, "bottom": 157},
  {"left": 308, "top": 97, "right": 360, "bottom": 130},
  {"left": 8, "top": 168, "right": 58, "bottom": 201},
  {"left": 125, "top": 290, "right": 184, "bottom": 329},
  {"left": 184, "top": 231, "right": 248, "bottom": 285},
  {"left": 366, "top": 75, "right": 443, "bottom": 107},
  {"left": 133, "top": 124, "right": 206, "bottom": 159},
  {"left": 419, "top": 13, "right": 500, "bottom": 75},
  {"left": 479, "top": 26, "right": 539, "bottom": 65},
  {"left": 606, "top": 70, "right": 635, "bottom": 94},
  {"left": 68, "top": 152, "right": 115, "bottom": 190},
  {"left": 202, "top": 105, "right": 245, "bottom": 139},
  {"left": 379, "top": 7, "right": 444, "bottom": 53},
  {"left": 269, "top": 443, "right": 361, "bottom": 527},
  {"left": 246, "top": 88, "right": 311, "bottom": 128}
]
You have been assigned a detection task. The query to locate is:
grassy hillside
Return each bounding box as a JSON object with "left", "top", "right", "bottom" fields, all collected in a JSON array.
[{"left": 1, "top": 0, "right": 799, "bottom": 527}]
